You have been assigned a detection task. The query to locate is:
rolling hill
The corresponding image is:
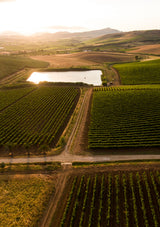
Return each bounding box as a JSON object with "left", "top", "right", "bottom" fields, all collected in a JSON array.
[{"left": 81, "top": 30, "right": 160, "bottom": 54}]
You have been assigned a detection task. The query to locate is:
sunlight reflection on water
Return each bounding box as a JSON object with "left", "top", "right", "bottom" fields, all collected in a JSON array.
[{"left": 27, "top": 70, "right": 102, "bottom": 86}]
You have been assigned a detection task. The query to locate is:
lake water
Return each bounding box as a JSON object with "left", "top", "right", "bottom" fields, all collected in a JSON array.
[{"left": 27, "top": 70, "right": 102, "bottom": 86}]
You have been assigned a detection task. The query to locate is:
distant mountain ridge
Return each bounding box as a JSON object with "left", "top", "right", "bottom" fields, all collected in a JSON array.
[
  {"left": 93, "top": 29, "right": 160, "bottom": 43},
  {"left": 0, "top": 27, "right": 121, "bottom": 41}
]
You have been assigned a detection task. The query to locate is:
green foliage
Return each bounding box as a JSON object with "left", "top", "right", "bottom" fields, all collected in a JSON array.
[
  {"left": 1, "top": 162, "right": 5, "bottom": 169},
  {"left": 0, "top": 87, "right": 35, "bottom": 111},
  {"left": 89, "top": 86, "right": 160, "bottom": 148},
  {"left": 114, "top": 59, "right": 160, "bottom": 85},
  {"left": 60, "top": 177, "right": 77, "bottom": 227},
  {"left": 0, "top": 162, "right": 61, "bottom": 173},
  {"left": 59, "top": 136, "right": 66, "bottom": 147},
  {"left": 0, "top": 86, "right": 79, "bottom": 151},
  {"left": 59, "top": 170, "right": 160, "bottom": 226},
  {"left": 39, "top": 144, "right": 50, "bottom": 154},
  {"left": 0, "top": 55, "right": 48, "bottom": 80}
]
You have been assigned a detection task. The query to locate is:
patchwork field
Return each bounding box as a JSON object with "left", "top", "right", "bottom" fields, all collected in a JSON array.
[
  {"left": 0, "top": 86, "right": 79, "bottom": 154},
  {"left": 114, "top": 59, "right": 160, "bottom": 85},
  {"left": 52, "top": 168, "right": 160, "bottom": 227},
  {"left": 88, "top": 86, "right": 160, "bottom": 149},
  {"left": 0, "top": 174, "right": 55, "bottom": 227}
]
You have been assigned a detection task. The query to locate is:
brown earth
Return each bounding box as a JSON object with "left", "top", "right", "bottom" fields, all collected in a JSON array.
[
  {"left": 71, "top": 88, "right": 93, "bottom": 155},
  {"left": 128, "top": 44, "right": 160, "bottom": 55},
  {"left": 31, "top": 51, "right": 135, "bottom": 68}
]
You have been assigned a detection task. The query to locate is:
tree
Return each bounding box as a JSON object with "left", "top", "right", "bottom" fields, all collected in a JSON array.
[
  {"left": 39, "top": 144, "right": 50, "bottom": 165},
  {"left": 1, "top": 162, "right": 5, "bottom": 172},
  {"left": 24, "top": 143, "right": 31, "bottom": 157}
]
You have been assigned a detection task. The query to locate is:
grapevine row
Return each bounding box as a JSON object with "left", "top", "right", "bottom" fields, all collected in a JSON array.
[
  {"left": 89, "top": 87, "right": 160, "bottom": 148},
  {"left": 57, "top": 171, "right": 160, "bottom": 227},
  {"left": 0, "top": 86, "right": 79, "bottom": 150}
]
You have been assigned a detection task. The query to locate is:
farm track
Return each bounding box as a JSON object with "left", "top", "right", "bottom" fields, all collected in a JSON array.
[
  {"left": 110, "top": 65, "right": 121, "bottom": 85},
  {"left": 40, "top": 172, "right": 69, "bottom": 227},
  {"left": 63, "top": 88, "right": 92, "bottom": 154}
]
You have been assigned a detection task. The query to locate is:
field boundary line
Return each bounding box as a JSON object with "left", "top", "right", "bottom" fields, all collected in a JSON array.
[{"left": 39, "top": 173, "right": 69, "bottom": 227}]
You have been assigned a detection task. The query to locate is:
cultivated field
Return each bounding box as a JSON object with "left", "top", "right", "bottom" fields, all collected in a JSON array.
[
  {"left": 0, "top": 174, "right": 55, "bottom": 227},
  {"left": 114, "top": 59, "right": 160, "bottom": 85},
  {"left": 0, "top": 86, "right": 79, "bottom": 155},
  {"left": 0, "top": 87, "right": 35, "bottom": 110},
  {"left": 0, "top": 28, "right": 160, "bottom": 227},
  {"left": 31, "top": 52, "right": 135, "bottom": 68},
  {"left": 52, "top": 167, "right": 160, "bottom": 227},
  {"left": 88, "top": 86, "right": 160, "bottom": 149},
  {"left": 0, "top": 56, "right": 48, "bottom": 81}
]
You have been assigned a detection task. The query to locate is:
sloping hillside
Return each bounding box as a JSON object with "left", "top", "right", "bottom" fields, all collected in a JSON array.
[{"left": 81, "top": 30, "right": 160, "bottom": 53}]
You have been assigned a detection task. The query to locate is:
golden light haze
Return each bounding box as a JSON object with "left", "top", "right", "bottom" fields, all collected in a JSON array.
[{"left": 0, "top": 0, "right": 160, "bottom": 35}]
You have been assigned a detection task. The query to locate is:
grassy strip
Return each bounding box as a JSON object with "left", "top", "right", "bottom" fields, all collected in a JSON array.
[
  {"left": 72, "top": 160, "right": 160, "bottom": 166},
  {"left": 39, "top": 66, "right": 94, "bottom": 72},
  {"left": 0, "top": 162, "right": 61, "bottom": 173}
]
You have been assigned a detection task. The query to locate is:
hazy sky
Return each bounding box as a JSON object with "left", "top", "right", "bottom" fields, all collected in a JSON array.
[{"left": 0, "top": 0, "right": 159, "bottom": 34}]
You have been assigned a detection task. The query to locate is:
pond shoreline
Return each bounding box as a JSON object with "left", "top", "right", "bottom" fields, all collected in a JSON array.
[{"left": 27, "top": 70, "right": 102, "bottom": 86}]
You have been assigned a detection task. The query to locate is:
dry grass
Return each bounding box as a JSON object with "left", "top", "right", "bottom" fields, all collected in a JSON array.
[
  {"left": 0, "top": 174, "right": 55, "bottom": 227},
  {"left": 31, "top": 52, "right": 135, "bottom": 68},
  {"left": 31, "top": 53, "right": 94, "bottom": 68}
]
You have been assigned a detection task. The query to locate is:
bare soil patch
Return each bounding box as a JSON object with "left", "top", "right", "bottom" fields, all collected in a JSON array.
[
  {"left": 31, "top": 53, "right": 95, "bottom": 68},
  {"left": 128, "top": 44, "right": 160, "bottom": 55},
  {"left": 71, "top": 88, "right": 93, "bottom": 154},
  {"left": 31, "top": 52, "right": 135, "bottom": 68},
  {"left": 79, "top": 51, "right": 134, "bottom": 63}
]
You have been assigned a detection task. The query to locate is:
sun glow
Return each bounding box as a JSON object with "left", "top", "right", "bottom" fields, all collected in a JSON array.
[
  {"left": 0, "top": 0, "right": 80, "bottom": 35},
  {"left": 0, "top": 0, "right": 159, "bottom": 34},
  {"left": 27, "top": 72, "right": 49, "bottom": 84}
]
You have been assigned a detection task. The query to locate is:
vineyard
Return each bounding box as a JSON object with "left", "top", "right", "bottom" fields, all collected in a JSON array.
[
  {"left": 0, "top": 175, "right": 55, "bottom": 227},
  {"left": 114, "top": 59, "right": 160, "bottom": 85},
  {"left": 52, "top": 169, "right": 160, "bottom": 227},
  {"left": 0, "top": 87, "right": 35, "bottom": 111},
  {"left": 0, "top": 55, "right": 48, "bottom": 81},
  {"left": 88, "top": 86, "right": 160, "bottom": 148},
  {"left": 0, "top": 86, "right": 79, "bottom": 153}
]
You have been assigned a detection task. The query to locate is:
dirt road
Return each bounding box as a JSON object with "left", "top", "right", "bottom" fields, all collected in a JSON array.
[
  {"left": 0, "top": 152, "right": 160, "bottom": 164},
  {"left": 110, "top": 65, "right": 121, "bottom": 85},
  {"left": 40, "top": 172, "right": 69, "bottom": 227}
]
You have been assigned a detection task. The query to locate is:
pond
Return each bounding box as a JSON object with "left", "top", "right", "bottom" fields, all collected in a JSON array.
[{"left": 27, "top": 70, "right": 102, "bottom": 86}]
